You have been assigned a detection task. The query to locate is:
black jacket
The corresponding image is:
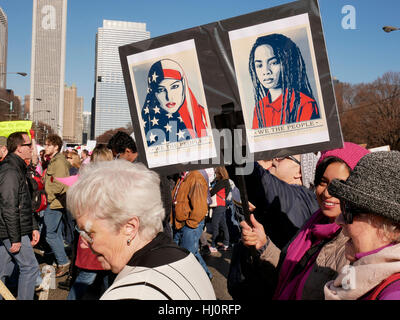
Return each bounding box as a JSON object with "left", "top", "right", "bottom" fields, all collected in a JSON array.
[
  {"left": 0, "top": 153, "right": 38, "bottom": 243},
  {"left": 245, "top": 162, "right": 319, "bottom": 249}
]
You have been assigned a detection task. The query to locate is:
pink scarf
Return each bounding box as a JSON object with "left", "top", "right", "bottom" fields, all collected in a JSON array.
[{"left": 273, "top": 209, "right": 341, "bottom": 300}]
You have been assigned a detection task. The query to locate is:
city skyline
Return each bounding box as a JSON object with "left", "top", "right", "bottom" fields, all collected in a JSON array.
[
  {"left": 0, "top": 0, "right": 399, "bottom": 117},
  {"left": 93, "top": 19, "right": 150, "bottom": 138}
]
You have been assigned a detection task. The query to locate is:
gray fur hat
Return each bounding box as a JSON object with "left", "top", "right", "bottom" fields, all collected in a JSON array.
[{"left": 328, "top": 151, "right": 400, "bottom": 223}]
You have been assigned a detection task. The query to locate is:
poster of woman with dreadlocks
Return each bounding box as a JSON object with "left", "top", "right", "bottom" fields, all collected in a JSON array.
[
  {"left": 127, "top": 39, "right": 216, "bottom": 168},
  {"left": 249, "top": 33, "right": 320, "bottom": 129},
  {"left": 229, "top": 13, "right": 329, "bottom": 154}
]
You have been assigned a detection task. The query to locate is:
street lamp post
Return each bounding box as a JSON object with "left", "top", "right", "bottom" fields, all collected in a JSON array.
[
  {"left": 0, "top": 71, "right": 28, "bottom": 77},
  {"left": 0, "top": 71, "right": 28, "bottom": 119},
  {"left": 0, "top": 97, "right": 16, "bottom": 120},
  {"left": 383, "top": 26, "right": 399, "bottom": 33}
]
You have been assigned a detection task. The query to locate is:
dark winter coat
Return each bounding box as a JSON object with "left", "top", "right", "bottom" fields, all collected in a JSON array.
[{"left": 0, "top": 153, "right": 38, "bottom": 243}]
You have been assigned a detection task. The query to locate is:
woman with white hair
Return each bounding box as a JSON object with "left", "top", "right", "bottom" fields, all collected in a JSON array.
[
  {"left": 325, "top": 151, "right": 400, "bottom": 300},
  {"left": 67, "top": 160, "right": 215, "bottom": 300}
]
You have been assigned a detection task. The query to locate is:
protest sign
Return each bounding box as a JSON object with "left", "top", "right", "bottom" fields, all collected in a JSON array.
[{"left": 119, "top": 0, "right": 342, "bottom": 176}]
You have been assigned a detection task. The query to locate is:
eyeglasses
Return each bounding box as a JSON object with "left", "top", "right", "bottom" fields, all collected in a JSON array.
[
  {"left": 275, "top": 155, "right": 301, "bottom": 166},
  {"left": 340, "top": 201, "right": 365, "bottom": 224},
  {"left": 75, "top": 225, "right": 93, "bottom": 244},
  {"left": 21, "top": 143, "right": 32, "bottom": 147}
]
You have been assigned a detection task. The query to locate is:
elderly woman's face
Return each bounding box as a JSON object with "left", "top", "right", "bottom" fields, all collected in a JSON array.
[
  {"left": 76, "top": 213, "right": 128, "bottom": 274},
  {"left": 155, "top": 78, "right": 185, "bottom": 113},
  {"left": 336, "top": 213, "right": 392, "bottom": 262}
]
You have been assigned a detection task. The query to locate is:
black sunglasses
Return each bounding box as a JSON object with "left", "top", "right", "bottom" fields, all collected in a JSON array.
[
  {"left": 275, "top": 155, "right": 301, "bottom": 166},
  {"left": 340, "top": 201, "right": 365, "bottom": 224},
  {"left": 21, "top": 143, "right": 32, "bottom": 147}
]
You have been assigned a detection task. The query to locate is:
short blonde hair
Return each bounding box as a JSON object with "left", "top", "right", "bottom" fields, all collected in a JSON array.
[
  {"left": 67, "top": 160, "right": 164, "bottom": 240},
  {"left": 90, "top": 144, "right": 113, "bottom": 162}
]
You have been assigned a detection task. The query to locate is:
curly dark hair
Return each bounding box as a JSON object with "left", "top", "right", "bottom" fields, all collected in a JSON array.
[
  {"left": 107, "top": 131, "right": 137, "bottom": 154},
  {"left": 45, "top": 134, "right": 63, "bottom": 152}
]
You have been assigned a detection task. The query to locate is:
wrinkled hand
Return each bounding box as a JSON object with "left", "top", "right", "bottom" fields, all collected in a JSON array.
[
  {"left": 31, "top": 230, "right": 40, "bottom": 247},
  {"left": 9, "top": 242, "right": 21, "bottom": 253},
  {"left": 240, "top": 214, "right": 268, "bottom": 250}
]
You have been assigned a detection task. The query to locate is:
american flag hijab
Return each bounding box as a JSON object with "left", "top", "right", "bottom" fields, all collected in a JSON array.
[{"left": 141, "top": 59, "right": 208, "bottom": 147}]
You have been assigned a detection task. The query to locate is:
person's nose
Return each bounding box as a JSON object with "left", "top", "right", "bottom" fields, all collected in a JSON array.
[
  {"left": 164, "top": 88, "right": 170, "bottom": 101},
  {"left": 263, "top": 63, "right": 272, "bottom": 75},
  {"left": 322, "top": 184, "right": 331, "bottom": 199}
]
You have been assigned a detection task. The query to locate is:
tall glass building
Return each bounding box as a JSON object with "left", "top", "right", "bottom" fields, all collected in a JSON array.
[
  {"left": 93, "top": 20, "right": 150, "bottom": 138},
  {"left": 0, "top": 7, "right": 7, "bottom": 89},
  {"left": 30, "top": 0, "right": 67, "bottom": 136}
]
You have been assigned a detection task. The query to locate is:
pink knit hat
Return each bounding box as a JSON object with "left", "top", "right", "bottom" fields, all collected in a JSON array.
[{"left": 317, "top": 142, "right": 370, "bottom": 170}]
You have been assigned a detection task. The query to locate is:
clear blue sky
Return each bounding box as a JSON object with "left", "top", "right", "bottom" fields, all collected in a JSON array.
[{"left": 0, "top": 0, "right": 399, "bottom": 112}]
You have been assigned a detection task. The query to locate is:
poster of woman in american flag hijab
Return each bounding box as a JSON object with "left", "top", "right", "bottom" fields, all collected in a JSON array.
[{"left": 127, "top": 39, "right": 216, "bottom": 168}]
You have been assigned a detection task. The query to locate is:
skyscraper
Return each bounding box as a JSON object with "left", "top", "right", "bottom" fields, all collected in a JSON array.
[
  {"left": 93, "top": 20, "right": 150, "bottom": 138},
  {"left": 30, "top": 0, "right": 67, "bottom": 136},
  {"left": 0, "top": 7, "right": 7, "bottom": 89},
  {"left": 63, "top": 84, "right": 77, "bottom": 143},
  {"left": 82, "top": 111, "right": 91, "bottom": 144},
  {"left": 75, "top": 96, "right": 83, "bottom": 144},
  {"left": 63, "top": 84, "right": 83, "bottom": 143}
]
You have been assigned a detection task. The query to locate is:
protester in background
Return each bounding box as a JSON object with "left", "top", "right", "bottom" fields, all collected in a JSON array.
[
  {"left": 80, "top": 149, "right": 90, "bottom": 167},
  {"left": 228, "top": 152, "right": 320, "bottom": 300},
  {"left": 0, "top": 132, "right": 40, "bottom": 300},
  {"left": 171, "top": 170, "right": 212, "bottom": 279},
  {"left": 66, "top": 151, "right": 81, "bottom": 176},
  {"left": 0, "top": 136, "right": 8, "bottom": 161},
  {"left": 67, "top": 160, "right": 216, "bottom": 300},
  {"left": 325, "top": 151, "right": 400, "bottom": 300},
  {"left": 65, "top": 144, "right": 114, "bottom": 300},
  {"left": 107, "top": 131, "right": 173, "bottom": 239},
  {"left": 43, "top": 134, "right": 71, "bottom": 277},
  {"left": 209, "top": 167, "right": 231, "bottom": 252},
  {"left": 241, "top": 142, "right": 370, "bottom": 300}
]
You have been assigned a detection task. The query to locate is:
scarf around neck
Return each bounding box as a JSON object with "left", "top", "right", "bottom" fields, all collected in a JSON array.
[
  {"left": 273, "top": 209, "right": 341, "bottom": 300},
  {"left": 324, "top": 243, "right": 400, "bottom": 300}
]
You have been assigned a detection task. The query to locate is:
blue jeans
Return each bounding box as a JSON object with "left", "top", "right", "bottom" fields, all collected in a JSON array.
[
  {"left": 211, "top": 206, "right": 230, "bottom": 247},
  {"left": 67, "top": 270, "right": 110, "bottom": 300},
  {"left": 173, "top": 219, "right": 212, "bottom": 279},
  {"left": 0, "top": 235, "right": 39, "bottom": 300},
  {"left": 43, "top": 207, "right": 69, "bottom": 265}
]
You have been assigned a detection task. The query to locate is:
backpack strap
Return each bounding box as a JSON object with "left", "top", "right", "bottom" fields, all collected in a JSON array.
[{"left": 369, "top": 273, "right": 400, "bottom": 300}]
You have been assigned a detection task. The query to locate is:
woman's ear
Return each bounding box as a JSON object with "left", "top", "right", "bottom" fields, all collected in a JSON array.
[{"left": 124, "top": 216, "right": 140, "bottom": 237}]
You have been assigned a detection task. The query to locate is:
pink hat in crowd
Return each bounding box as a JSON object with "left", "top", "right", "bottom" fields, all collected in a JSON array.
[{"left": 317, "top": 142, "right": 370, "bottom": 170}]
